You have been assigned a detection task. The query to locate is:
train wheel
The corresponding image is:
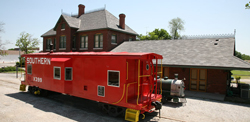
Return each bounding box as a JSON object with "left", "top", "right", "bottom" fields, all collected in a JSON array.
[
  {"left": 98, "top": 103, "right": 125, "bottom": 117},
  {"left": 28, "top": 86, "right": 35, "bottom": 94},
  {"left": 108, "top": 105, "right": 125, "bottom": 117}
]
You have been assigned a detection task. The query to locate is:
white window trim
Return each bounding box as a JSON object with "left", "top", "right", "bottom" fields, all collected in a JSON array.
[
  {"left": 93, "top": 47, "right": 103, "bottom": 50},
  {"left": 111, "top": 43, "right": 117, "bottom": 45},
  {"left": 72, "top": 48, "right": 76, "bottom": 50},
  {"left": 107, "top": 70, "right": 120, "bottom": 87},
  {"left": 80, "top": 48, "right": 88, "bottom": 50},
  {"left": 97, "top": 85, "right": 105, "bottom": 97},
  {"left": 46, "top": 49, "right": 50, "bottom": 51},
  {"left": 65, "top": 67, "right": 73, "bottom": 81},
  {"left": 54, "top": 66, "right": 61, "bottom": 80},
  {"left": 27, "top": 64, "right": 32, "bottom": 75}
]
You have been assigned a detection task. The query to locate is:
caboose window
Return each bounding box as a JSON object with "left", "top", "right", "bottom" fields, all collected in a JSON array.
[
  {"left": 27, "top": 64, "right": 32, "bottom": 74},
  {"left": 108, "top": 70, "right": 120, "bottom": 87},
  {"left": 65, "top": 67, "right": 72, "bottom": 80},
  {"left": 54, "top": 67, "right": 61, "bottom": 80}
]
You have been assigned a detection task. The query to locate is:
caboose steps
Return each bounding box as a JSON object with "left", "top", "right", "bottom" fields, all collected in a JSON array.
[{"left": 125, "top": 108, "right": 140, "bottom": 122}]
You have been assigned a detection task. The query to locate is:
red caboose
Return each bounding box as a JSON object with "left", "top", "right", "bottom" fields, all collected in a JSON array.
[{"left": 20, "top": 52, "right": 163, "bottom": 122}]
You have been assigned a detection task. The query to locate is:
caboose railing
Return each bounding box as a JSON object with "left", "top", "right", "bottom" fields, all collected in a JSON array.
[{"left": 136, "top": 59, "right": 163, "bottom": 106}]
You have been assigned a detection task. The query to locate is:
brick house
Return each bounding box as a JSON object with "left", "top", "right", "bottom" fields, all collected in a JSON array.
[
  {"left": 112, "top": 37, "right": 250, "bottom": 94},
  {"left": 41, "top": 4, "right": 137, "bottom": 52}
]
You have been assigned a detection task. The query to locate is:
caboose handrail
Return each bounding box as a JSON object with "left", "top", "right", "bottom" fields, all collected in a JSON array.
[
  {"left": 139, "top": 75, "right": 150, "bottom": 77},
  {"left": 112, "top": 84, "right": 126, "bottom": 104}
]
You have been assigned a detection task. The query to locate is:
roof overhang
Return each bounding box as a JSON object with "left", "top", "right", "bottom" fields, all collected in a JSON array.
[
  {"left": 77, "top": 28, "right": 138, "bottom": 36},
  {"left": 157, "top": 64, "right": 250, "bottom": 71}
]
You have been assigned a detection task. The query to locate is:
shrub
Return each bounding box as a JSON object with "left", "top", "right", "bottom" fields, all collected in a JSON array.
[{"left": 0, "top": 66, "right": 24, "bottom": 73}]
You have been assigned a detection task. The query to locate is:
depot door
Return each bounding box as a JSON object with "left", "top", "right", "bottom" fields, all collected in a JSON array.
[{"left": 190, "top": 68, "right": 207, "bottom": 92}]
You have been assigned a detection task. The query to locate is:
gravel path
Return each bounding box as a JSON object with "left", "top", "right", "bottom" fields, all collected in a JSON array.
[{"left": 0, "top": 73, "right": 250, "bottom": 122}]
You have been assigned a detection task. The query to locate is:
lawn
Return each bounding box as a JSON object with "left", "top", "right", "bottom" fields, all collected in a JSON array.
[{"left": 231, "top": 70, "right": 250, "bottom": 79}]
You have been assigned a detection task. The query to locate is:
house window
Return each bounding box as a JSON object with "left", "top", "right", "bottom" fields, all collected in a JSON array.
[
  {"left": 80, "top": 35, "right": 88, "bottom": 48},
  {"left": 129, "top": 38, "right": 133, "bottom": 41},
  {"left": 111, "top": 34, "right": 117, "bottom": 43},
  {"left": 61, "top": 23, "right": 65, "bottom": 29},
  {"left": 60, "top": 36, "right": 66, "bottom": 49},
  {"left": 54, "top": 67, "right": 61, "bottom": 80},
  {"left": 27, "top": 64, "right": 32, "bottom": 74},
  {"left": 65, "top": 67, "right": 72, "bottom": 80},
  {"left": 53, "top": 38, "right": 56, "bottom": 50},
  {"left": 108, "top": 70, "right": 120, "bottom": 87},
  {"left": 46, "top": 38, "right": 51, "bottom": 50},
  {"left": 94, "top": 34, "right": 103, "bottom": 48}
]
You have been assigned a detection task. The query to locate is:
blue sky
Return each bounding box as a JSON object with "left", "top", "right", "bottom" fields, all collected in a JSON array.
[{"left": 0, "top": 0, "right": 249, "bottom": 55}]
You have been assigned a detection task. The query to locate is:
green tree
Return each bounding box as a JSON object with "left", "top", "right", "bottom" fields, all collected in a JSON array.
[
  {"left": 235, "top": 51, "right": 242, "bottom": 59},
  {"left": 169, "top": 17, "right": 185, "bottom": 40},
  {"left": 15, "top": 32, "right": 39, "bottom": 54},
  {"left": 234, "top": 51, "right": 250, "bottom": 60},
  {"left": 0, "top": 22, "right": 7, "bottom": 56},
  {"left": 246, "top": 1, "right": 250, "bottom": 9},
  {"left": 138, "top": 28, "right": 171, "bottom": 41}
]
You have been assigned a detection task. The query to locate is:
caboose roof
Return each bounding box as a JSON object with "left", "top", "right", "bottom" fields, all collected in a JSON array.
[
  {"left": 111, "top": 38, "right": 250, "bottom": 70},
  {"left": 21, "top": 52, "right": 163, "bottom": 59}
]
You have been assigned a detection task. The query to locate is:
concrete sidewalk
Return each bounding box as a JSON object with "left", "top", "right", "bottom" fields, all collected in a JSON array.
[{"left": 185, "top": 90, "right": 225, "bottom": 101}]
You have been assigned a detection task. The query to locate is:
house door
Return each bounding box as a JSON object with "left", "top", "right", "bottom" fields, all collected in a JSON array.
[{"left": 190, "top": 68, "right": 207, "bottom": 92}]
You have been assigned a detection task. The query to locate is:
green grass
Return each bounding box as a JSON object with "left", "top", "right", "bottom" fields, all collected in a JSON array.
[
  {"left": 231, "top": 70, "right": 250, "bottom": 76},
  {"left": 231, "top": 70, "right": 250, "bottom": 80}
]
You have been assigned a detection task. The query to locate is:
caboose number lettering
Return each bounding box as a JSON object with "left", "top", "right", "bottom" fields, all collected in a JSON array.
[{"left": 33, "top": 77, "right": 42, "bottom": 82}]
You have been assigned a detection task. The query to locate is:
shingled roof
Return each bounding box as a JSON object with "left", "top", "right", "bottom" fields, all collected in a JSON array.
[
  {"left": 41, "top": 9, "right": 137, "bottom": 37},
  {"left": 112, "top": 38, "right": 250, "bottom": 70}
]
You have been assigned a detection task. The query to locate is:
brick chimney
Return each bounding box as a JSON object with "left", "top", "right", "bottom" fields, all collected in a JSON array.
[
  {"left": 119, "top": 14, "right": 126, "bottom": 29},
  {"left": 78, "top": 4, "right": 85, "bottom": 17}
]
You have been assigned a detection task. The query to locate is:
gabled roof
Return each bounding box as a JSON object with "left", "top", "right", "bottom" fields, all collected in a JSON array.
[
  {"left": 41, "top": 9, "right": 137, "bottom": 37},
  {"left": 60, "top": 14, "right": 81, "bottom": 29},
  {"left": 111, "top": 38, "right": 250, "bottom": 70},
  {"left": 41, "top": 28, "right": 56, "bottom": 37}
]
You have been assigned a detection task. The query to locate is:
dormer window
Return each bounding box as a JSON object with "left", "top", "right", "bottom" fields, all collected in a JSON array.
[
  {"left": 111, "top": 34, "right": 117, "bottom": 44},
  {"left": 61, "top": 23, "right": 65, "bottom": 29}
]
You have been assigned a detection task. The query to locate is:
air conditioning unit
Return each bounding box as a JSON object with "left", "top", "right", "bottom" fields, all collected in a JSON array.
[
  {"left": 241, "top": 84, "right": 250, "bottom": 89},
  {"left": 241, "top": 89, "right": 250, "bottom": 99}
]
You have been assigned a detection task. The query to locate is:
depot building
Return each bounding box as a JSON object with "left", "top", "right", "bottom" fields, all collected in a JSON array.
[{"left": 112, "top": 37, "right": 250, "bottom": 94}]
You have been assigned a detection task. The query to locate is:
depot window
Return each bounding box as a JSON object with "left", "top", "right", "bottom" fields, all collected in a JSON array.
[
  {"left": 60, "top": 35, "right": 66, "bottom": 48},
  {"left": 111, "top": 34, "right": 117, "bottom": 44},
  {"left": 94, "top": 34, "right": 103, "bottom": 48},
  {"left": 53, "top": 38, "right": 56, "bottom": 50},
  {"left": 80, "top": 35, "right": 88, "bottom": 48},
  {"left": 61, "top": 23, "right": 65, "bottom": 29},
  {"left": 46, "top": 38, "right": 51, "bottom": 50},
  {"left": 54, "top": 67, "right": 61, "bottom": 80},
  {"left": 108, "top": 70, "right": 120, "bottom": 87},
  {"left": 27, "top": 64, "right": 32, "bottom": 74},
  {"left": 65, "top": 67, "right": 72, "bottom": 80}
]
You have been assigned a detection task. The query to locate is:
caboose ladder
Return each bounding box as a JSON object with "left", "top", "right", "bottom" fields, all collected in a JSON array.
[{"left": 125, "top": 108, "right": 140, "bottom": 122}]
